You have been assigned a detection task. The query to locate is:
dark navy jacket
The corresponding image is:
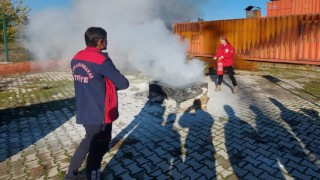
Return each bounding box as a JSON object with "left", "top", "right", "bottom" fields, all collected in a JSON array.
[{"left": 71, "top": 47, "right": 129, "bottom": 124}]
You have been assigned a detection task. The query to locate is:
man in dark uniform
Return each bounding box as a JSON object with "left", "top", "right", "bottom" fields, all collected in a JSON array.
[{"left": 65, "top": 27, "right": 129, "bottom": 180}]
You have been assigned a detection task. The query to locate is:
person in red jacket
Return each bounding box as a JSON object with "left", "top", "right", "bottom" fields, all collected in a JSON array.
[
  {"left": 213, "top": 35, "right": 238, "bottom": 94},
  {"left": 65, "top": 27, "right": 129, "bottom": 180}
]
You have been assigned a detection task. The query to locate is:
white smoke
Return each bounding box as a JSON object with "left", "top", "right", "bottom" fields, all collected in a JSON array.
[{"left": 21, "top": 0, "right": 208, "bottom": 86}]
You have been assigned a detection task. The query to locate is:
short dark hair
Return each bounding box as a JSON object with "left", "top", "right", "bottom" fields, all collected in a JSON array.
[{"left": 84, "top": 27, "right": 107, "bottom": 47}]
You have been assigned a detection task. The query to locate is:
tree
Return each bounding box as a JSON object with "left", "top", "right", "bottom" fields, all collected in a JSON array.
[{"left": 1, "top": 0, "right": 30, "bottom": 42}]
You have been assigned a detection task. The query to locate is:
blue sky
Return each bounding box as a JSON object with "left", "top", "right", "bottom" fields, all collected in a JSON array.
[
  {"left": 201, "top": 0, "right": 270, "bottom": 20},
  {"left": 24, "top": 0, "right": 71, "bottom": 14},
  {"left": 24, "top": 0, "right": 270, "bottom": 21}
]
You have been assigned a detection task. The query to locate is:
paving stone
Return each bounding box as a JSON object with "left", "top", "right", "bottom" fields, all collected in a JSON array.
[
  {"left": 172, "top": 157, "right": 188, "bottom": 170},
  {"left": 135, "top": 155, "right": 149, "bottom": 166},
  {"left": 25, "top": 153, "right": 37, "bottom": 162},
  {"left": 8, "top": 142, "right": 21, "bottom": 150},
  {"left": 10, "top": 167, "right": 25, "bottom": 179},
  {"left": 245, "top": 155, "right": 263, "bottom": 167},
  {"left": 185, "top": 157, "right": 203, "bottom": 170},
  {"left": 147, "top": 153, "right": 162, "bottom": 165},
  {"left": 51, "top": 152, "right": 67, "bottom": 162},
  {"left": 303, "top": 164, "right": 320, "bottom": 177},
  {"left": 121, "top": 158, "right": 135, "bottom": 167},
  {"left": 9, "top": 153, "right": 22, "bottom": 163},
  {"left": 197, "top": 164, "right": 216, "bottom": 179},
  {"left": 109, "top": 163, "right": 127, "bottom": 176},
  {"left": 166, "top": 167, "right": 185, "bottom": 178},
  {"left": 132, "top": 142, "right": 148, "bottom": 152},
  {"left": 243, "top": 163, "right": 264, "bottom": 177},
  {"left": 0, "top": 171, "right": 10, "bottom": 180},
  {"left": 23, "top": 146, "right": 36, "bottom": 156},
  {"left": 47, "top": 166, "right": 59, "bottom": 178},
  {"left": 300, "top": 159, "right": 319, "bottom": 172},
  {"left": 49, "top": 144, "right": 64, "bottom": 154},
  {"left": 259, "top": 171, "right": 280, "bottom": 180},
  {"left": 158, "top": 140, "right": 174, "bottom": 150},
  {"left": 147, "top": 168, "right": 163, "bottom": 177},
  {"left": 9, "top": 160, "right": 25, "bottom": 171},
  {"left": 42, "top": 158, "right": 57, "bottom": 169},
  {"left": 38, "top": 152, "right": 55, "bottom": 162},
  {"left": 181, "top": 166, "right": 202, "bottom": 179},
  {"left": 281, "top": 173, "right": 295, "bottom": 180},
  {"left": 21, "top": 137, "right": 34, "bottom": 145},
  {"left": 216, "top": 149, "right": 229, "bottom": 161},
  {"left": 232, "top": 164, "right": 250, "bottom": 177},
  {"left": 243, "top": 172, "right": 260, "bottom": 179},
  {"left": 153, "top": 173, "right": 171, "bottom": 179},
  {"left": 153, "top": 146, "right": 167, "bottom": 157},
  {"left": 258, "top": 162, "right": 280, "bottom": 176},
  {"left": 127, "top": 161, "right": 144, "bottom": 175},
  {"left": 115, "top": 171, "right": 134, "bottom": 179},
  {"left": 37, "top": 146, "right": 51, "bottom": 155},
  {"left": 290, "top": 169, "right": 313, "bottom": 180},
  {"left": 139, "top": 161, "right": 158, "bottom": 173},
  {"left": 220, "top": 169, "right": 234, "bottom": 179},
  {"left": 257, "top": 146, "right": 277, "bottom": 157},
  {"left": 284, "top": 155, "right": 303, "bottom": 165},
  {"left": 26, "top": 159, "right": 40, "bottom": 171}
]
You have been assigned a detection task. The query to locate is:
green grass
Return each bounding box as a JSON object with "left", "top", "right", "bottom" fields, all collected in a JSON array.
[
  {"left": 264, "top": 68, "right": 303, "bottom": 79},
  {"left": 304, "top": 81, "right": 320, "bottom": 97},
  {"left": 0, "top": 80, "right": 74, "bottom": 109},
  {"left": 263, "top": 67, "right": 320, "bottom": 98}
]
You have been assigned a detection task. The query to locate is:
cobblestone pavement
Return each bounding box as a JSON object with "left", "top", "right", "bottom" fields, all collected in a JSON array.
[{"left": 0, "top": 69, "right": 319, "bottom": 179}]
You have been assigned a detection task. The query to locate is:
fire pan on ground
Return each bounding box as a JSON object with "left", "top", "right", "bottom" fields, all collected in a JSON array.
[{"left": 148, "top": 81, "right": 208, "bottom": 110}]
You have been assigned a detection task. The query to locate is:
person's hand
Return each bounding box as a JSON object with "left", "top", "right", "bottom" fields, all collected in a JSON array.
[{"left": 213, "top": 57, "right": 217, "bottom": 61}]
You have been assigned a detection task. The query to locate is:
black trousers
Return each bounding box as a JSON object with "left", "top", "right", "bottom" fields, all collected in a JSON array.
[
  {"left": 86, "top": 124, "right": 112, "bottom": 179},
  {"left": 217, "top": 66, "right": 237, "bottom": 86},
  {"left": 65, "top": 124, "right": 112, "bottom": 180}
]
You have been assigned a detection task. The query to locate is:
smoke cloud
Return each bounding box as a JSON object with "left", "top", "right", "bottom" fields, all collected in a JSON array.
[{"left": 21, "top": 0, "right": 208, "bottom": 86}]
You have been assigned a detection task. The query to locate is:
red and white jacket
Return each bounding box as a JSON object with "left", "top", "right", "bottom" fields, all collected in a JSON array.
[{"left": 214, "top": 43, "right": 235, "bottom": 67}]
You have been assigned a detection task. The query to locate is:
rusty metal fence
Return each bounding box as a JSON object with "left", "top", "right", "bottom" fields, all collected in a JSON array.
[{"left": 173, "top": 14, "right": 320, "bottom": 65}]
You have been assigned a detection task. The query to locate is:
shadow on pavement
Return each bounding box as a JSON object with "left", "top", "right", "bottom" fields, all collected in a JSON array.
[
  {"left": 178, "top": 99, "right": 216, "bottom": 179},
  {"left": 101, "top": 96, "right": 216, "bottom": 179},
  {"left": 0, "top": 97, "right": 76, "bottom": 162},
  {"left": 100, "top": 94, "right": 168, "bottom": 178},
  {"left": 224, "top": 103, "right": 320, "bottom": 179},
  {"left": 270, "top": 98, "right": 320, "bottom": 161},
  {"left": 224, "top": 105, "right": 265, "bottom": 179}
]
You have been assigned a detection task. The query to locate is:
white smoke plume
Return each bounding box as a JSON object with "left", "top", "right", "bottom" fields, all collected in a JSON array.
[{"left": 21, "top": 0, "right": 208, "bottom": 86}]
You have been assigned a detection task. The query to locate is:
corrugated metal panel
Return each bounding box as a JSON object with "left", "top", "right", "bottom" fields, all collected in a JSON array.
[
  {"left": 267, "top": 0, "right": 293, "bottom": 17},
  {"left": 173, "top": 14, "right": 320, "bottom": 65},
  {"left": 268, "top": 0, "right": 320, "bottom": 16},
  {"left": 292, "top": 0, "right": 320, "bottom": 15}
]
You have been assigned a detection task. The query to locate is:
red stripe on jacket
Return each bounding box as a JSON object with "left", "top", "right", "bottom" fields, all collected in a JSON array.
[
  {"left": 73, "top": 47, "right": 106, "bottom": 65},
  {"left": 104, "top": 78, "right": 118, "bottom": 124}
]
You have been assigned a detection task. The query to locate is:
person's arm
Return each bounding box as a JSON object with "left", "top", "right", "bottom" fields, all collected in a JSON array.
[
  {"left": 101, "top": 57, "right": 129, "bottom": 90},
  {"left": 213, "top": 46, "right": 222, "bottom": 60}
]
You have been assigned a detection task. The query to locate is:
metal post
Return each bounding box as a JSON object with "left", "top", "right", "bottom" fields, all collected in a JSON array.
[{"left": 2, "top": 9, "right": 9, "bottom": 63}]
